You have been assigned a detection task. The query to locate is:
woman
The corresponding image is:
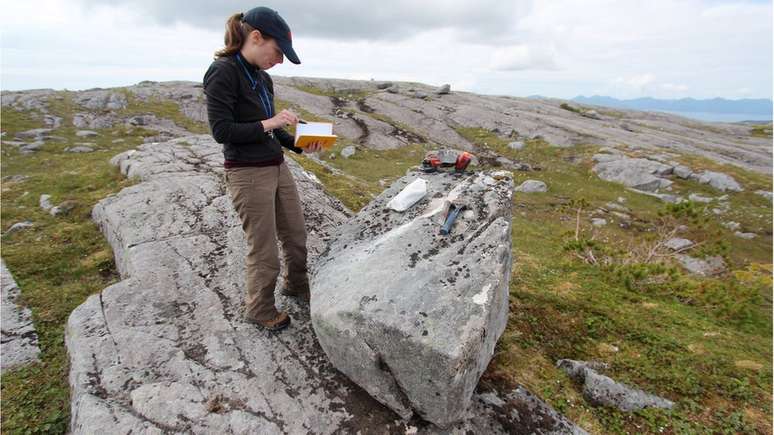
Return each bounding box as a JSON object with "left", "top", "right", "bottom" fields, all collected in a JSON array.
[{"left": 203, "top": 7, "right": 320, "bottom": 332}]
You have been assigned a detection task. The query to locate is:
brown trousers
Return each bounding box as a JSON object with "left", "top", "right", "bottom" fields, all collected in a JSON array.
[{"left": 224, "top": 162, "right": 309, "bottom": 321}]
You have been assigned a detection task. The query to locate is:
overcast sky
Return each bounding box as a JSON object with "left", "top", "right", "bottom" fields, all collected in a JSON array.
[{"left": 1, "top": 0, "right": 772, "bottom": 100}]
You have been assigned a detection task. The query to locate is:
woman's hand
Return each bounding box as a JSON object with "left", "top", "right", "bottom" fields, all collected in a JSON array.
[
  {"left": 304, "top": 141, "right": 323, "bottom": 153},
  {"left": 262, "top": 109, "right": 299, "bottom": 130}
]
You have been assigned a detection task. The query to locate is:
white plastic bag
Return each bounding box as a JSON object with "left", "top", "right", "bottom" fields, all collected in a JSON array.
[{"left": 387, "top": 178, "right": 427, "bottom": 212}]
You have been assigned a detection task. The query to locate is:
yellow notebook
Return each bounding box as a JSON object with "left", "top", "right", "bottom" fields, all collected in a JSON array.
[{"left": 294, "top": 122, "right": 337, "bottom": 150}]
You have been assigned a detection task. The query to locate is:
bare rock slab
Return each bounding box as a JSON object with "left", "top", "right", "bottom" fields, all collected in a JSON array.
[
  {"left": 67, "top": 135, "right": 576, "bottom": 434},
  {"left": 1, "top": 259, "right": 41, "bottom": 371},
  {"left": 311, "top": 170, "right": 514, "bottom": 427}
]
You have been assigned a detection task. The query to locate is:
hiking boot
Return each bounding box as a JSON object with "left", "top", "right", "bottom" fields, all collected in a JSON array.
[{"left": 245, "top": 311, "right": 291, "bottom": 332}]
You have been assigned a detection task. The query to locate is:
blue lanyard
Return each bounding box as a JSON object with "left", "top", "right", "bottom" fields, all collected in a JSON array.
[{"left": 235, "top": 53, "right": 273, "bottom": 119}]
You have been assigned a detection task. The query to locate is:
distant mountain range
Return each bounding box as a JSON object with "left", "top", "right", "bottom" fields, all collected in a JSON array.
[{"left": 569, "top": 95, "right": 772, "bottom": 117}]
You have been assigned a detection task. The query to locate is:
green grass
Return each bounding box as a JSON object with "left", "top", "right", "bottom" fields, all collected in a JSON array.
[
  {"left": 0, "top": 90, "right": 206, "bottom": 434},
  {"left": 750, "top": 123, "right": 772, "bottom": 138},
  {"left": 560, "top": 102, "right": 582, "bottom": 114},
  {"left": 449, "top": 127, "right": 773, "bottom": 433},
  {"left": 117, "top": 89, "right": 209, "bottom": 134},
  {"left": 291, "top": 84, "right": 374, "bottom": 101}
]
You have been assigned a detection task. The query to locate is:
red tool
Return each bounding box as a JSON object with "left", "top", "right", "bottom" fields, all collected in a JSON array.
[
  {"left": 455, "top": 152, "right": 472, "bottom": 172},
  {"left": 421, "top": 152, "right": 441, "bottom": 173},
  {"left": 421, "top": 150, "right": 474, "bottom": 173}
]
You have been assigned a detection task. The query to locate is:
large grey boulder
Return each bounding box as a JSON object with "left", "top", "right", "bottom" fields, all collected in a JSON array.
[
  {"left": 592, "top": 155, "right": 673, "bottom": 192},
  {"left": 557, "top": 359, "right": 674, "bottom": 412},
  {"left": 1, "top": 259, "right": 41, "bottom": 371},
  {"left": 311, "top": 170, "right": 514, "bottom": 427},
  {"left": 67, "top": 135, "right": 580, "bottom": 434}
]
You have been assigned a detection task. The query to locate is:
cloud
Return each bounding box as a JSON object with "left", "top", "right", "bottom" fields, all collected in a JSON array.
[
  {"left": 74, "top": 0, "right": 532, "bottom": 41},
  {"left": 609, "top": 75, "right": 692, "bottom": 98},
  {"left": 614, "top": 73, "right": 657, "bottom": 89},
  {"left": 659, "top": 83, "right": 689, "bottom": 93},
  {"left": 489, "top": 44, "right": 558, "bottom": 71},
  {"left": 1, "top": 0, "right": 770, "bottom": 99}
]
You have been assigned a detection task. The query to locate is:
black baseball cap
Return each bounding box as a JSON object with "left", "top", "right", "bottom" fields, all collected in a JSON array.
[{"left": 242, "top": 7, "right": 300, "bottom": 64}]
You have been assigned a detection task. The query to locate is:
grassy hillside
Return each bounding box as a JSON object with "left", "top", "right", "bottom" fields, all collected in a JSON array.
[
  {"left": 0, "top": 91, "right": 203, "bottom": 433},
  {"left": 1, "top": 89, "right": 771, "bottom": 434}
]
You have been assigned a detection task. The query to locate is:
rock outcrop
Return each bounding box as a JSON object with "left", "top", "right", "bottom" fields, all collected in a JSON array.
[
  {"left": 65, "top": 135, "right": 582, "bottom": 434},
  {"left": 311, "top": 170, "right": 514, "bottom": 427},
  {"left": 2, "top": 79, "right": 772, "bottom": 174},
  {"left": 1, "top": 259, "right": 41, "bottom": 371},
  {"left": 557, "top": 359, "right": 674, "bottom": 412},
  {"left": 592, "top": 153, "right": 673, "bottom": 192},
  {"left": 695, "top": 171, "right": 743, "bottom": 192}
]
